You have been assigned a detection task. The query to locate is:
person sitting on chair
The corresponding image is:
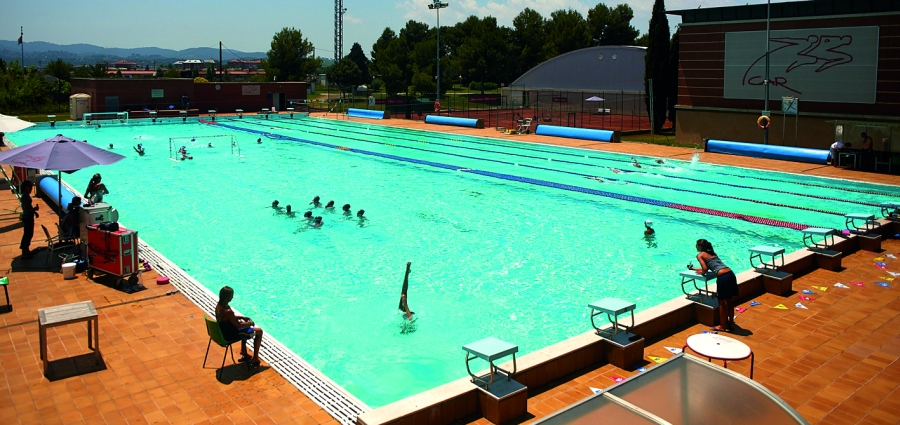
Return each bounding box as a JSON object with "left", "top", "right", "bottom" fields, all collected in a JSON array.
[
  {"left": 215, "top": 286, "right": 264, "bottom": 367},
  {"left": 61, "top": 197, "right": 82, "bottom": 239}
]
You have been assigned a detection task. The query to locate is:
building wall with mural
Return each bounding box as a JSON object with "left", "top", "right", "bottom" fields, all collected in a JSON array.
[{"left": 671, "top": 1, "right": 900, "bottom": 151}]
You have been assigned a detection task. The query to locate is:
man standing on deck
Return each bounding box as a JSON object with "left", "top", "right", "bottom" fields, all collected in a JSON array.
[{"left": 829, "top": 141, "right": 851, "bottom": 167}]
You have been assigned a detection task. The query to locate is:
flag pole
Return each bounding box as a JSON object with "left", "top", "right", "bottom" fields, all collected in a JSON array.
[{"left": 20, "top": 27, "right": 24, "bottom": 71}]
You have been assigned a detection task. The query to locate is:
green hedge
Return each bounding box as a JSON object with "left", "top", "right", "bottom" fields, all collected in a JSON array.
[{"left": 468, "top": 82, "right": 497, "bottom": 91}]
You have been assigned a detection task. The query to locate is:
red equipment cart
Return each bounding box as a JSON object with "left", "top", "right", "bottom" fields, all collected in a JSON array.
[{"left": 85, "top": 224, "right": 140, "bottom": 287}]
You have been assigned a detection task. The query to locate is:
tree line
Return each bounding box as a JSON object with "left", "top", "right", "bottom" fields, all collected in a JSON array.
[{"left": 267, "top": 1, "right": 678, "bottom": 130}]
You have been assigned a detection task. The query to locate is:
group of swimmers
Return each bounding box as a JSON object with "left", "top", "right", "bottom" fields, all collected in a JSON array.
[{"left": 272, "top": 196, "right": 366, "bottom": 228}]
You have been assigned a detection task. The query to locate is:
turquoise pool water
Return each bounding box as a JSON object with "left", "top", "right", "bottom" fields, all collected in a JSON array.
[{"left": 14, "top": 118, "right": 899, "bottom": 407}]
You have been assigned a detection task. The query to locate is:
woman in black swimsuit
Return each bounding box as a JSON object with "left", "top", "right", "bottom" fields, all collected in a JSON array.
[{"left": 216, "top": 286, "right": 264, "bottom": 366}]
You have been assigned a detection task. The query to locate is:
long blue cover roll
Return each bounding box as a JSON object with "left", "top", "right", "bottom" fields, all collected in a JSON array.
[
  {"left": 347, "top": 108, "right": 386, "bottom": 120},
  {"left": 706, "top": 139, "right": 830, "bottom": 164},
  {"left": 38, "top": 175, "right": 76, "bottom": 209},
  {"left": 534, "top": 125, "right": 615, "bottom": 142},
  {"left": 424, "top": 115, "right": 484, "bottom": 128}
]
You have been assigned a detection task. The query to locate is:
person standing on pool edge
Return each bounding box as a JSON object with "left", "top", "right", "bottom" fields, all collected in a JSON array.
[
  {"left": 398, "top": 262, "right": 414, "bottom": 319},
  {"left": 690, "top": 239, "right": 737, "bottom": 332},
  {"left": 19, "top": 180, "right": 39, "bottom": 258}
]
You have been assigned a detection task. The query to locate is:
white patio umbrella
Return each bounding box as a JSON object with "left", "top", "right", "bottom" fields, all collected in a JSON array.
[{"left": 0, "top": 113, "right": 36, "bottom": 134}]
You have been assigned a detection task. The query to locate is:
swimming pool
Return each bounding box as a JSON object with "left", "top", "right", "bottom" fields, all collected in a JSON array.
[{"left": 15, "top": 118, "right": 899, "bottom": 406}]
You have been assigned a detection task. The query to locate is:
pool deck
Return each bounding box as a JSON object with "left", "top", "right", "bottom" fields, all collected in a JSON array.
[{"left": 2, "top": 118, "right": 900, "bottom": 424}]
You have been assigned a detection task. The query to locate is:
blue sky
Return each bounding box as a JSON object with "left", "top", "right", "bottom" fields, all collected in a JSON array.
[{"left": 4, "top": 0, "right": 788, "bottom": 57}]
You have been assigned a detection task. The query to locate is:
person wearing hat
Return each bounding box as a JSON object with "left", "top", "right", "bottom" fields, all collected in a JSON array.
[{"left": 643, "top": 220, "right": 655, "bottom": 236}]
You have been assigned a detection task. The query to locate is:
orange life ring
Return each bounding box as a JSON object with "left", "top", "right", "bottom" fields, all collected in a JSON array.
[
  {"left": 434, "top": 101, "right": 440, "bottom": 112},
  {"left": 757, "top": 115, "right": 771, "bottom": 129}
]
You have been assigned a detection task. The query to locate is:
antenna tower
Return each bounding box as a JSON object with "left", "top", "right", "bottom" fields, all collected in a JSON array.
[{"left": 334, "top": 0, "right": 346, "bottom": 62}]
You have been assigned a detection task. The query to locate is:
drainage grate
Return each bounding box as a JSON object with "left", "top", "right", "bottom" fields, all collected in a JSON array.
[{"left": 137, "top": 239, "right": 369, "bottom": 424}]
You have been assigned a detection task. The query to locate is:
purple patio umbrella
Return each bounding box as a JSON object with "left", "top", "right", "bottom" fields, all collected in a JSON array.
[{"left": 0, "top": 134, "right": 125, "bottom": 223}]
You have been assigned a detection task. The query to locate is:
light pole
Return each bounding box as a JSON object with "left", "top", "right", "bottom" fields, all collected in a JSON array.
[
  {"left": 429, "top": 0, "right": 448, "bottom": 110},
  {"left": 763, "top": 0, "right": 771, "bottom": 145}
]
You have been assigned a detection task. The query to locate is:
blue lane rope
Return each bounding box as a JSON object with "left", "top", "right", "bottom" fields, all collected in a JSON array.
[
  {"left": 226, "top": 119, "right": 864, "bottom": 216},
  {"left": 290, "top": 117, "right": 900, "bottom": 199},
  {"left": 250, "top": 118, "right": 890, "bottom": 208},
  {"left": 207, "top": 120, "right": 813, "bottom": 231}
]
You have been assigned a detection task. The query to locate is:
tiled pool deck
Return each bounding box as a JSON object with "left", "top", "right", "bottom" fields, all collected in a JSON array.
[{"left": 2, "top": 116, "right": 900, "bottom": 424}]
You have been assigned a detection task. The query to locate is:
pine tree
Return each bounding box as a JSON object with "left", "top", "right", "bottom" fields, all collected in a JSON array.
[
  {"left": 644, "top": 0, "right": 670, "bottom": 132},
  {"left": 667, "top": 29, "right": 680, "bottom": 129}
]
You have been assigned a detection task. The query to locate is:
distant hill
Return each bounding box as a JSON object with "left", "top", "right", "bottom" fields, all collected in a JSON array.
[{"left": 0, "top": 40, "right": 269, "bottom": 67}]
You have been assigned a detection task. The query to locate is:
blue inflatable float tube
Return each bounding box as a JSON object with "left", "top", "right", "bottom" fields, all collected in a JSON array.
[
  {"left": 705, "top": 139, "right": 830, "bottom": 165},
  {"left": 38, "top": 175, "right": 77, "bottom": 210},
  {"left": 347, "top": 108, "right": 390, "bottom": 120},
  {"left": 424, "top": 115, "right": 485, "bottom": 129},
  {"left": 534, "top": 124, "right": 619, "bottom": 142}
]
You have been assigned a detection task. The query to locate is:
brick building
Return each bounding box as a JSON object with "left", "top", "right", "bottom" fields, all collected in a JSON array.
[
  {"left": 70, "top": 78, "right": 307, "bottom": 113},
  {"left": 668, "top": 0, "right": 900, "bottom": 153}
]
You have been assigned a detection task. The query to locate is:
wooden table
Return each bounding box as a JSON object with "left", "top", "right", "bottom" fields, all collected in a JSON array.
[{"left": 38, "top": 301, "right": 100, "bottom": 374}]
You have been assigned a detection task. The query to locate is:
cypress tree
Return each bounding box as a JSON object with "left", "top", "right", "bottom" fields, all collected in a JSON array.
[
  {"left": 644, "top": 0, "right": 670, "bottom": 132},
  {"left": 667, "top": 29, "right": 680, "bottom": 130}
]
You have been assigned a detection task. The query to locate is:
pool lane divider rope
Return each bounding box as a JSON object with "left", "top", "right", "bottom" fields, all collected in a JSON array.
[
  {"left": 209, "top": 120, "right": 813, "bottom": 231},
  {"left": 225, "top": 120, "right": 854, "bottom": 216},
  {"left": 336, "top": 120, "right": 900, "bottom": 199},
  {"left": 245, "top": 118, "right": 888, "bottom": 209}
]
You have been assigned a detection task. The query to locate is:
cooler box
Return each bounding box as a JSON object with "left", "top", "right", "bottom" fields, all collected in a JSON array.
[
  {"left": 86, "top": 225, "right": 138, "bottom": 277},
  {"left": 80, "top": 203, "right": 119, "bottom": 241}
]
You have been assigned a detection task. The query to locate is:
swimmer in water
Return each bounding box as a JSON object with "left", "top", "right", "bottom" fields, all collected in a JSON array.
[
  {"left": 585, "top": 176, "right": 604, "bottom": 183},
  {"left": 272, "top": 200, "right": 279, "bottom": 208},
  {"left": 285, "top": 205, "right": 292, "bottom": 214},
  {"left": 310, "top": 196, "right": 321, "bottom": 207},
  {"left": 655, "top": 158, "right": 666, "bottom": 164},
  {"left": 611, "top": 168, "right": 622, "bottom": 174},
  {"left": 631, "top": 157, "right": 642, "bottom": 168},
  {"left": 342, "top": 204, "right": 351, "bottom": 215},
  {"left": 310, "top": 216, "right": 323, "bottom": 228},
  {"left": 257, "top": 138, "right": 262, "bottom": 144},
  {"left": 208, "top": 142, "right": 213, "bottom": 148},
  {"left": 325, "top": 200, "right": 335, "bottom": 209},
  {"left": 644, "top": 219, "right": 655, "bottom": 236},
  {"left": 398, "top": 262, "right": 414, "bottom": 319},
  {"left": 357, "top": 209, "right": 365, "bottom": 219},
  {"left": 134, "top": 144, "right": 145, "bottom": 156},
  {"left": 108, "top": 143, "right": 114, "bottom": 149},
  {"left": 303, "top": 211, "right": 313, "bottom": 221}
]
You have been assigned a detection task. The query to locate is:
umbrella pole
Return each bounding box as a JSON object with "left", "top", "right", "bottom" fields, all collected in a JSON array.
[{"left": 58, "top": 172, "right": 63, "bottom": 229}]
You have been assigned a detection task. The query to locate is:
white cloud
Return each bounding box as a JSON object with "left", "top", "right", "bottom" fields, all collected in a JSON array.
[
  {"left": 345, "top": 13, "right": 363, "bottom": 25},
  {"left": 388, "top": 1, "right": 797, "bottom": 37},
  {"left": 395, "top": 0, "right": 591, "bottom": 28}
]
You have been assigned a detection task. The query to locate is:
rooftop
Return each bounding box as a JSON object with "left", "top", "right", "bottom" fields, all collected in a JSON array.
[{"left": 668, "top": 0, "right": 900, "bottom": 25}]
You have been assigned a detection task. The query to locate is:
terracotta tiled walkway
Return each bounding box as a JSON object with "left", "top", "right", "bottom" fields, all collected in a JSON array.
[
  {"left": 457, "top": 239, "right": 900, "bottom": 425},
  {"left": 3, "top": 120, "right": 900, "bottom": 425},
  {"left": 0, "top": 162, "right": 337, "bottom": 424}
]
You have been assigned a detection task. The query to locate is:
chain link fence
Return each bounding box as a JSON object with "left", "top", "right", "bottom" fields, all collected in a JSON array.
[{"left": 312, "top": 88, "right": 655, "bottom": 133}]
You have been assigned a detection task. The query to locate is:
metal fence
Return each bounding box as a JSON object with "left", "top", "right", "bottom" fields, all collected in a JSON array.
[{"left": 314, "top": 88, "right": 654, "bottom": 132}]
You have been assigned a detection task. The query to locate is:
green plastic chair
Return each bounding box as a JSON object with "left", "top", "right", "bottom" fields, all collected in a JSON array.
[
  {"left": 202, "top": 315, "right": 248, "bottom": 378},
  {"left": 0, "top": 276, "right": 9, "bottom": 312}
]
